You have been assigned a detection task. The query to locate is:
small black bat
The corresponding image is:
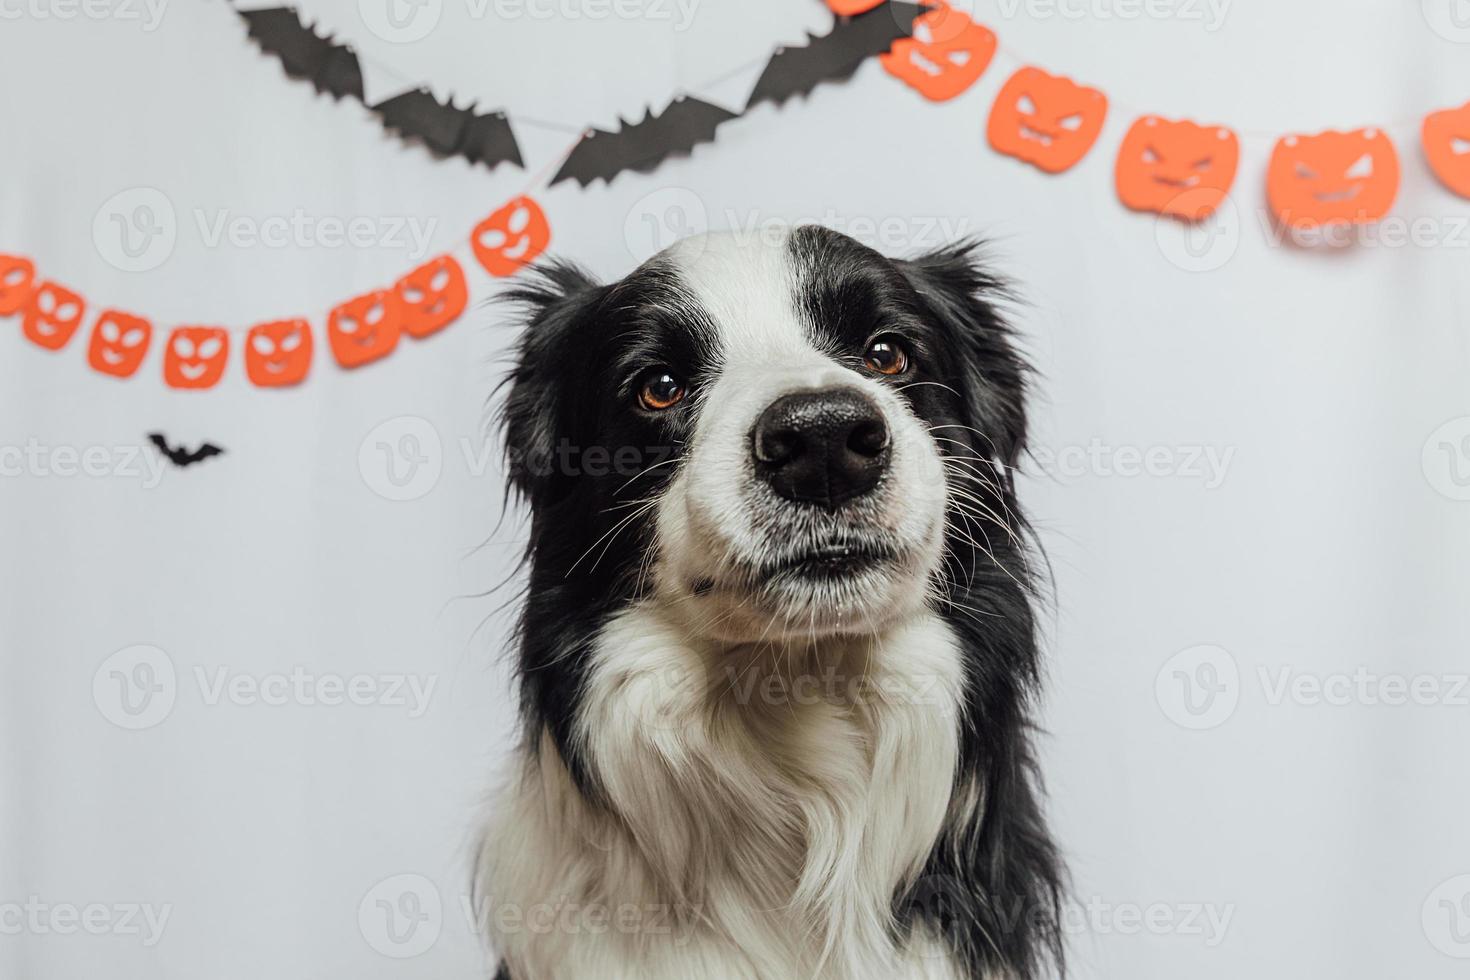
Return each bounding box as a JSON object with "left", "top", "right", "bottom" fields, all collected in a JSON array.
[
  {"left": 745, "top": 1, "right": 923, "bottom": 111},
  {"left": 239, "top": 7, "right": 364, "bottom": 101},
  {"left": 148, "top": 433, "right": 225, "bottom": 469},
  {"left": 551, "top": 96, "right": 738, "bottom": 187},
  {"left": 372, "top": 89, "right": 524, "bottom": 169}
]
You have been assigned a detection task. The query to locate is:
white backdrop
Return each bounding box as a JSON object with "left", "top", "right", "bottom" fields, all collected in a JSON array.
[{"left": 4, "top": 1, "right": 1470, "bottom": 977}]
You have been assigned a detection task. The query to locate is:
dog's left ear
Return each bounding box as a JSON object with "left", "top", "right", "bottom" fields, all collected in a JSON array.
[
  {"left": 898, "top": 242, "right": 1030, "bottom": 475},
  {"left": 499, "top": 259, "right": 607, "bottom": 507}
]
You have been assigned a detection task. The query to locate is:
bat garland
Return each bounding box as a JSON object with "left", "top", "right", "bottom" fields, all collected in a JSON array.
[
  {"left": 238, "top": 7, "right": 363, "bottom": 101},
  {"left": 238, "top": 7, "right": 523, "bottom": 171},
  {"left": 237, "top": 1, "right": 924, "bottom": 184},
  {"left": 745, "top": 2, "right": 923, "bottom": 111},
  {"left": 551, "top": 98, "right": 738, "bottom": 188}
]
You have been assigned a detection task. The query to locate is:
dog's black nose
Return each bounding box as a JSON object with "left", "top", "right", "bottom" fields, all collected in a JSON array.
[{"left": 752, "top": 388, "right": 890, "bottom": 509}]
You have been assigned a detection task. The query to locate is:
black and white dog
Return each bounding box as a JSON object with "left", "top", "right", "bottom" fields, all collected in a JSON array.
[{"left": 479, "top": 226, "right": 1063, "bottom": 979}]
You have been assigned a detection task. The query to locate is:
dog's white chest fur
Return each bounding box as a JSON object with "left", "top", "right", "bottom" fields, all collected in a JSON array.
[{"left": 480, "top": 605, "right": 969, "bottom": 980}]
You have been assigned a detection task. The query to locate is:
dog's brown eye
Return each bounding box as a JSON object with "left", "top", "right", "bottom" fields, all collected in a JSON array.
[
  {"left": 638, "top": 371, "right": 685, "bottom": 411},
  {"left": 863, "top": 337, "right": 910, "bottom": 376}
]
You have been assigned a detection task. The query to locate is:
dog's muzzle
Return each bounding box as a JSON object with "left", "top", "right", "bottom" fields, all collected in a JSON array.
[{"left": 751, "top": 387, "right": 891, "bottom": 510}]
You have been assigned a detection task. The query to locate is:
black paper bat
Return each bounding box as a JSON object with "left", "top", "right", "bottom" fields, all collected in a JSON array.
[
  {"left": 148, "top": 433, "right": 225, "bottom": 469},
  {"left": 551, "top": 96, "right": 738, "bottom": 187},
  {"left": 239, "top": 7, "right": 364, "bottom": 101},
  {"left": 372, "top": 90, "right": 524, "bottom": 168},
  {"left": 745, "top": 1, "right": 923, "bottom": 111},
  {"left": 238, "top": 7, "right": 523, "bottom": 171}
]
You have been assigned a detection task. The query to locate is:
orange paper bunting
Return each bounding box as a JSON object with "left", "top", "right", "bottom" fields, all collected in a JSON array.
[
  {"left": 163, "top": 326, "right": 230, "bottom": 389},
  {"left": 246, "top": 318, "right": 314, "bottom": 387},
  {"left": 1423, "top": 100, "right": 1470, "bottom": 199},
  {"left": 880, "top": 2, "right": 996, "bottom": 102},
  {"left": 1268, "top": 128, "right": 1400, "bottom": 230},
  {"left": 327, "top": 290, "right": 403, "bottom": 369},
  {"left": 22, "top": 280, "right": 86, "bottom": 351},
  {"left": 87, "top": 310, "right": 152, "bottom": 378},
  {"left": 1115, "top": 116, "right": 1239, "bottom": 222},
  {"left": 473, "top": 196, "right": 550, "bottom": 278},
  {"left": 988, "top": 67, "right": 1108, "bottom": 174},
  {"left": 0, "top": 253, "right": 35, "bottom": 315},
  {"left": 395, "top": 254, "right": 468, "bottom": 339}
]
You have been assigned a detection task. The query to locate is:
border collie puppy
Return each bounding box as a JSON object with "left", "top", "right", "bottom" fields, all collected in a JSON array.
[{"left": 480, "top": 226, "right": 1063, "bottom": 979}]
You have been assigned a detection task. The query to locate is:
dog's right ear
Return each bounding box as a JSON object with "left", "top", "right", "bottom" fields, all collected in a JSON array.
[{"left": 499, "top": 259, "right": 606, "bottom": 506}]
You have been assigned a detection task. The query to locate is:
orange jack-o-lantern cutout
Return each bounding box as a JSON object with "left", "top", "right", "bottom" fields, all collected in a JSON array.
[
  {"left": 394, "top": 254, "right": 468, "bottom": 339},
  {"left": 0, "top": 253, "right": 35, "bottom": 315},
  {"left": 880, "top": 2, "right": 996, "bottom": 102},
  {"left": 22, "top": 280, "right": 86, "bottom": 351},
  {"left": 1115, "top": 116, "right": 1240, "bottom": 221},
  {"left": 327, "top": 290, "right": 403, "bottom": 368},
  {"left": 826, "top": 0, "right": 884, "bottom": 13},
  {"left": 1267, "top": 128, "right": 1400, "bottom": 229},
  {"left": 988, "top": 67, "right": 1108, "bottom": 174},
  {"left": 87, "top": 310, "right": 152, "bottom": 378},
  {"left": 1423, "top": 101, "right": 1470, "bottom": 199},
  {"left": 245, "top": 318, "right": 313, "bottom": 388},
  {"left": 163, "top": 326, "right": 230, "bottom": 389},
  {"left": 472, "top": 196, "right": 550, "bottom": 278}
]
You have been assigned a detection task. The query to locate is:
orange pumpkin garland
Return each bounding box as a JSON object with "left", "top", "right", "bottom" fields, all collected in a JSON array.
[
  {"left": 1115, "top": 116, "right": 1240, "bottom": 222},
  {"left": 988, "top": 67, "right": 1108, "bottom": 174},
  {"left": 1423, "top": 100, "right": 1470, "bottom": 199},
  {"left": 1267, "top": 128, "right": 1400, "bottom": 229}
]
